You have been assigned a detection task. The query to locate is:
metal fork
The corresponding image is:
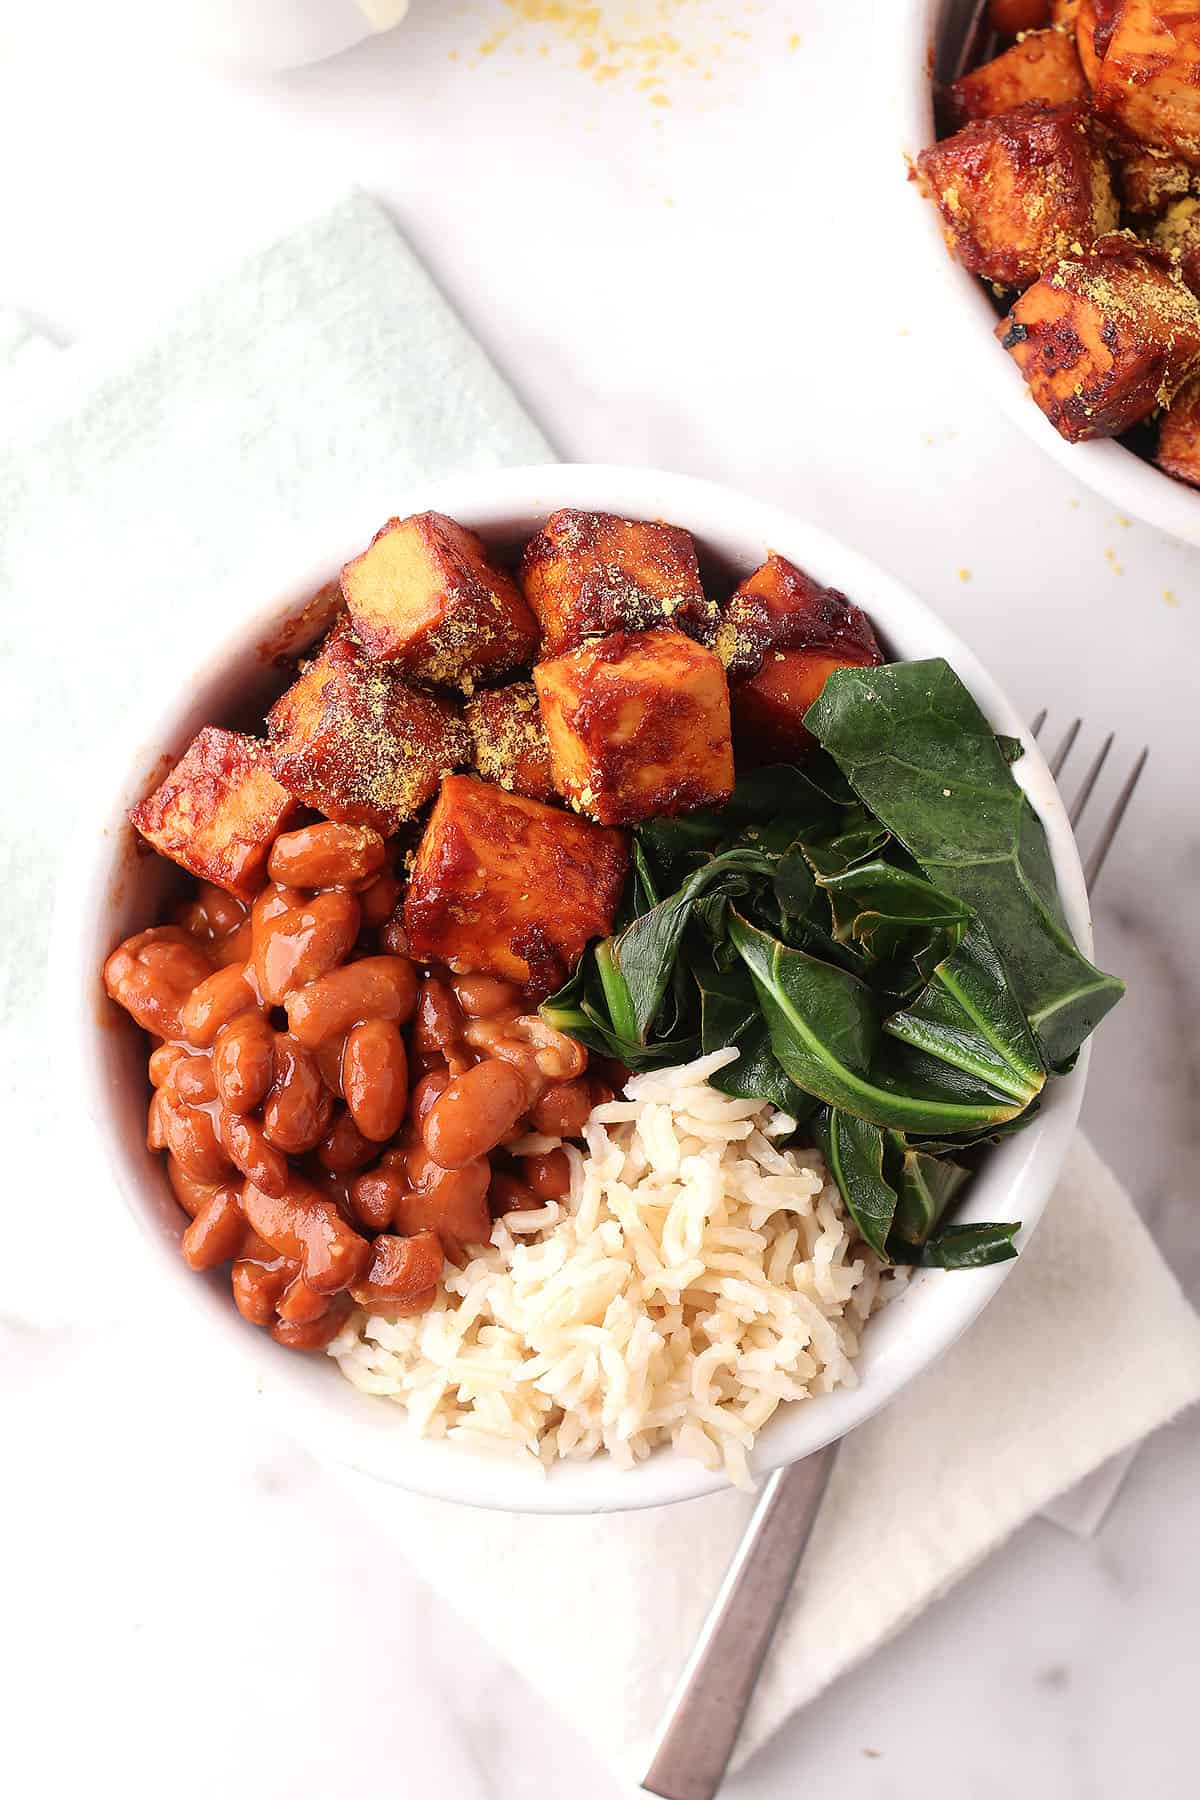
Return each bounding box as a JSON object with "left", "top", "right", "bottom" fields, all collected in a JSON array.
[{"left": 640, "top": 718, "right": 1149, "bottom": 1800}]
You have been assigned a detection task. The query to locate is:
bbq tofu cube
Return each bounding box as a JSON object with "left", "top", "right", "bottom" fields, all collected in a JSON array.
[
  {"left": 1114, "top": 144, "right": 1196, "bottom": 218},
  {"left": 916, "top": 103, "right": 1117, "bottom": 290},
  {"left": 1152, "top": 197, "right": 1200, "bottom": 293},
  {"left": 1094, "top": 2, "right": 1200, "bottom": 163},
  {"left": 340, "top": 512, "right": 539, "bottom": 690},
  {"left": 519, "top": 509, "right": 718, "bottom": 657},
  {"left": 1156, "top": 371, "right": 1200, "bottom": 483},
  {"left": 267, "top": 629, "right": 470, "bottom": 833},
  {"left": 998, "top": 237, "right": 1200, "bottom": 440},
  {"left": 943, "top": 30, "right": 1086, "bottom": 128},
  {"left": 463, "top": 681, "right": 555, "bottom": 802},
  {"left": 730, "top": 648, "right": 881, "bottom": 765},
  {"left": 534, "top": 629, "right": 734, "bottom": 826},
  {"left": 129, "top": 728, "right": 297, "bottom": 902},
  {"left": 718, "top": 554, "right": 882, "bottom": 679},
  {"left": 404, "top": 775, "right": 628, "bottom": 992}
]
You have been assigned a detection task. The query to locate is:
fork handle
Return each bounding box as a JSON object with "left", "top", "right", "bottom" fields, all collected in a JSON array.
[{"left": 640, "top": 1443, "right": 839, "bottom": 1800}]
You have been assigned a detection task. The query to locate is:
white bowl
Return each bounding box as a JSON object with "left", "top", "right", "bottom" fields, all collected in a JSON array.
[
  {"left": 899, "top": 0, "right": 1200, "bottom": 546},
  {"left": 52, "top": 463, "right": 1092, "bottom": 1513}
]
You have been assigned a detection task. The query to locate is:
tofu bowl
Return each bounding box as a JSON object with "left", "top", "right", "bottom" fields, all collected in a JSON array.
[
  {"left": 901, "top": 0, "right": 1200, "bottom": 545},
  {"left": 55, "top": 463, "right": 1102, "bottom": 1514}
]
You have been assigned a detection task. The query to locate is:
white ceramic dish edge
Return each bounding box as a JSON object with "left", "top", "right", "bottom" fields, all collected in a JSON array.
[
  {"left": 898, "top": 0, "right": 1200, "bottom": 547},
  {"left": 51, "top": 463, "right": 1091, "bottom": 1514}
]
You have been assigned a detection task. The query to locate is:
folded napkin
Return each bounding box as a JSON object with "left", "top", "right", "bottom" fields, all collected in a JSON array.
[{"left": 6, "top": 194, "right": 1199, "bottom": 1787}]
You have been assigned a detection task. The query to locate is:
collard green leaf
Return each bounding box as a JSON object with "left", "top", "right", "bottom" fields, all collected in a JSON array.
[
  {"left": 730, "top": 914, "right": 1027, "bottom": 1135},
  {"left": 883, "top": 917, "right": 1046, "bottom": 1107},
  {"left": 806, "top": 659, "right": 1124, "bottom": 1071},
  {"left": 890, "top": 1144, "right": 970, "bottom": 1247},
  {"left": 816, "top": 1109, "right": 898, "bottom": 1261},
  {"left": 817, "top": 860, "right": 971, "bottom": 962},
  {"left": 694, "top": 957, "right": 814, "bottom": 1117},
  {"left": 921, "top": 1220, "right": 1020, "bottom": 1268}
]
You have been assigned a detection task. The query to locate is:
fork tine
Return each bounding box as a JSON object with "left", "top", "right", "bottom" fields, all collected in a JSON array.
[
  {"left": 1030, "top": 708, "right": 1047, "bottom": 740},
  {"left": 1069, "top": 732, "right": 1114, "bottom": 830},
  {"left": 1048, "top": 718, "right": 1082, "bottom": 779},
  {"left": 1084, "top": 747, "right": 1149, "bottom": 894}
]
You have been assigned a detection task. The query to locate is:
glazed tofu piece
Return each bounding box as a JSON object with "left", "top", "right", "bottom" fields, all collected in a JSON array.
[
  {"left": 534, "top": 629, "right": 734, "bottom": 826},
  {"left": 1094, "top": 2, "right": 1200, "bottom": 164},
  {"left": 943, "top": 29, "right": 1085, "bottom": 128},
  {"left": 340, "top": 512, "right": 539, "bottom": 690},
  {"left": 731, "top": 648, "right": 882, "bottom": 765},
  {"left": 916, "top": 104, "right": 1117, "bottom": 290},
  {"left": 998, "top": 237, "right": 1200, "bottom": 440},
  {"left": 463, "top": 681, "right": 555, "bottom": 803},
  {"left": 718, "top": 554, "right": 882, "bottom": 679},
  {"left": 404, "top": 775, "right": 628, "bottom": 993},
  {"left": 1152, "top": 197, "right": 1200, "bottom": 293},
  {"left": 1156, "top": 372, "right": 1200, "bottom": 484},
  {"left": 1114, "top": 144, "right": 1196, "bottom": 219},
  {"left": 519, "top": 509, "right": 718, "bottom": 657},
  {"left": 129, "top": 728, "right": 297, "bottom": 902},
  {"left": 267, "top": 628, "right": 470, "bottom": 832}
]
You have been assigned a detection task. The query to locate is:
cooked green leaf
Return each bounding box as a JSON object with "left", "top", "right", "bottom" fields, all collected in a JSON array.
[
  {"left": 806, "top": 659, "right": 1124, "bottom": 1070},
  {"left": 730, "top": 914, "right": 1027, "bottom": 1134},
  {"left": 817, "top": 860, "right": 971, "bottom": 961},
  {"left": 816, "top": 1109, "right": 898, "bottom": 1260},
  {"left": 883, "top": 917, "right": 1045, "bottom": 1106},
  {"left": 694, "top": 957, "right": 814, "bottom": 1117},
  {"left": 921, "top": 1220, "right": 1020, "bottom": 1268},
  {"left": 890, "top": 1143, "right": 970, "bottom": 1247}
]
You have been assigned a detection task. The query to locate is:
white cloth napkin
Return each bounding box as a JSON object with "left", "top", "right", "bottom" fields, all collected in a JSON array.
[{"left": 5, "top": 194, "right": 1199, "bottom": 1788}]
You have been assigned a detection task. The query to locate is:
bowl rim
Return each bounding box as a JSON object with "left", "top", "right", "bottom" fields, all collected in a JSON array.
[
  {"left": 50, "top": 461, "right": 1092, "bottom": 1514},
  {"left": 897, "top": 0, "right": 1200, "bottom": 547}
]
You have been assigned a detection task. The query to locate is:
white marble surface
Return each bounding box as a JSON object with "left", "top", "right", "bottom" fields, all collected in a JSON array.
[{"left": 3, "top": 4, "right": 1198, "bottom": 1795}]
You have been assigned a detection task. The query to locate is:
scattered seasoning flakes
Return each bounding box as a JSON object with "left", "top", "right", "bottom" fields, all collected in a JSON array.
[
  {"left": 1163, "top": 587, "right": 1180, "bottom": 607},
  {"left": 1068, "top": 497, "right": 1080, "bottom": 509},
  {"left": 1116, "top": 514, "right": 1131, "bottom": 528},
  {"left": 1105, "top": 547, "right": 1123, "bottom": 574},
  {"left": 942, "top": 787, "right": 952, "bottom": 797},
  {"left": 458, "top": 0, "right": 784, "bottom": 101},
  {"left": 958, "top": 567, "right": 971, "bottom": 582}
]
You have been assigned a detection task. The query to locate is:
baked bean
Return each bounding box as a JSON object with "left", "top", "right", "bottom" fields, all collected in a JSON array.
[
  {"left": 410, "top": 1067, "right": 451, "bottom": 1129},
  {"left": 212, "top": 1012, "right": 276, "bottom": 1115},
  {"left": 174, "top": 1054, "right": 218, "bottom": 1106},
  {"left": 262, "top": 1036, "right": 332, "bottom": 1154},
  {"left": 520, "top": 1148, "right": 572, "bottom": 1199},
  {"left": 359, "top": 871, "right": 401, "bottom": 930},
  {"left": 531, "top": 1079, "right": 593, "bottom": 1140},
  {"left": 379, "top": 917, "right": 409, "bottom": 957},
  {"left": 268, "top": 822, "right": 386, "bottom": 891},
  {"left": 464, "top": 1028, "right": 544, "bottom": 1105},
  {"left": 350, "top": 1230, "right": 444, "bottom": 1307},
  {"left": 162, "top": 1093, "right": 231, "bottom": 1184},
  {"left": 241, "top": 1179, "right": 369, "bottom": 1294},
  {"left": 180, "top": 963, "right": 259, "bottom": 1047},
  {"left": 316, "top": 1106, "right": 378, "bottom": 1174},
  {"left": 217, "top": 1109, "right": 290, "bottom": 1197},
  {"left": 488, "top": 1170, "right": 541, "bottom": 1214},
  {"left": 311, "top": 1039, "right": 343, "bottom": 1098},
  {"left": 166, "top": 1154, "right": 223, "bottom": 1220},
  {"left": 231, "top": 1254, "right": 297, "bottom": 1326},
  {"left": 270, "top": 1306, "right": 349, "bottom": 1351},
  {"left": 181, "top": 1186, "right": 246, "bottom": 1271},
  {"left": 104, "top": 927, "right": 213, "bottom": 1038},
  {"left": 342, "top": 1019, "right": 408, "bottom": 1142},
  {"left": 413, "top": 976, "right": 465, "bottom": 1060},
  {"left": 176, "top": 881, "right": 247, "bottom": 944},
  {"left": 211, "top": 919, "right": 254, "bottom": 970},
  {"left": 275, "top": 1273, "right": 331, "bottom": 1325},
  {"left": 286, "top": 956, "right": 417, "bottom": 1047},
  {"left": 452, "top": 974, "right": 520, "bottom": 1019},
  {"left": 399, "top": 1146, "right": 491, "bottom": 1257},
  {"left": 517, "top": 1016, "right": 588, "bottom": 1081},
  {"left": 348, "top": 1168, "right": 405, "bottom": 1233},
  {"left": 149, "top": 1042, "right": 188, "bottom": 1089},
  {"left": 461, "top": 1008, "right": 523, "bottom": 1053},
  {"left": 422, "top": 1060, "right": 527, "bottom": 1168},
  {"left": 252, "top": 885, "right": 361, "bottom": 1007}
]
